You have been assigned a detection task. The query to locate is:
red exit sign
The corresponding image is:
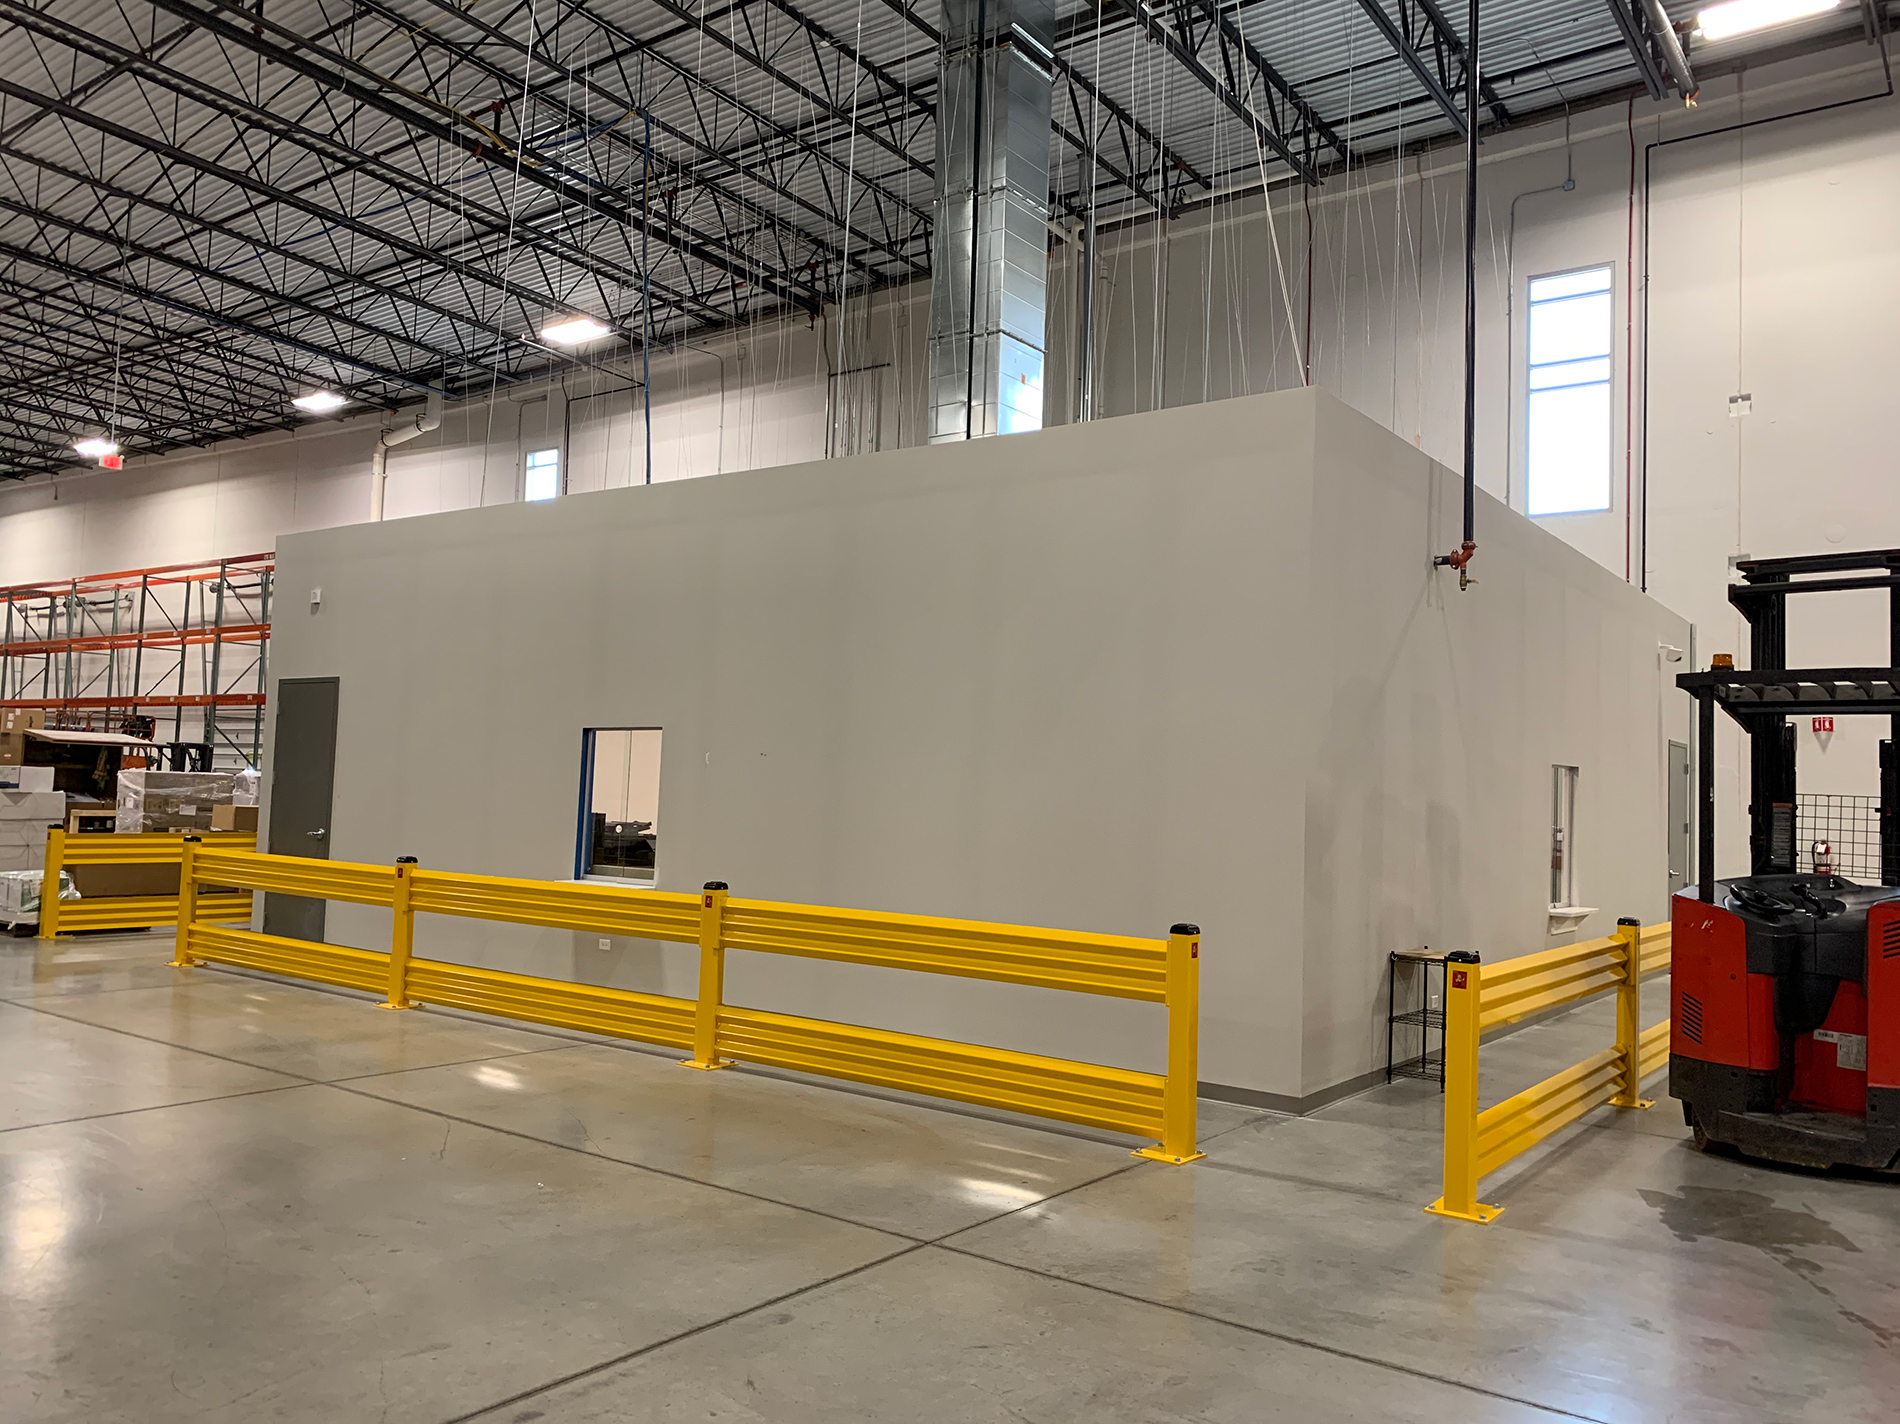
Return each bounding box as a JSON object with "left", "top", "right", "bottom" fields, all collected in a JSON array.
[{"left": 1813, "top": 716, "right": 1835, "bottom": 734}]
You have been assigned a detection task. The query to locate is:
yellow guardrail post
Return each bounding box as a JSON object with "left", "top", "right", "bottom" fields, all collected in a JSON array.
[
  {"left": 382, "top": 856, "right": 419, "bottom": 1009},
  {"left": 1609, "top": 917, "right": 1653, "bottom": 1110},
  {"left": 1426, "top": 951, "right": 1500, "bottom": 1223},
  {"left": 681, "top": 881, "right": 732, "bottom": 1070},
  {"left": 38, "top": 825, "right": 67, "bottom": 938},
  {"left": 1134, "top": 922, "right": 1206, "bottom": 1164},
  {"left": 170, "top": 836, "right": 200, "bottom": 968}
]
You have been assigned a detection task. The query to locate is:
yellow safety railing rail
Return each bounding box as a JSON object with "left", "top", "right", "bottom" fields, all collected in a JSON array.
[
  {"left": 171, "top": 842, "right": 1208, "bottom": 1163},
  {"left": 1427, "top": 916, "right": 1672, "bottom": 1224},
  {"left": 38, "top": 827, "right": 257, "bottom": 935}
]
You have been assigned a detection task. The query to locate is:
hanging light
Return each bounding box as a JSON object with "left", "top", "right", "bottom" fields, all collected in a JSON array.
[
  {"left": 1696, "top": 0, "right": 1840, "bottom": 41},
  {"left": 540, "top": 315, "right": 611, "bottom": 346},
  {"left": 293, "top": 390, "right": 350, "bottom": 413},
  {"left": 73, "top": 436, "right": 119, "bottom": 459}
]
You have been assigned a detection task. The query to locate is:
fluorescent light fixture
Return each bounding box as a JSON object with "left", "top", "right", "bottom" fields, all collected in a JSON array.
[
  {"left": 539, "top": 315, "right": 611, "bottom": 346},
  {"left": 1696, "top": 0, "right": 1840, "bottom": 41},
  {"left": 292, "top": 390, "right": 349, "bottom": 413},
  {"left": 73, "top": 436, "right": 119, "bottom": 458}
]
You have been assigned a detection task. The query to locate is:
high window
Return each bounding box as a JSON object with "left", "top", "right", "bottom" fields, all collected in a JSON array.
[
  {"left": 578, "top": 728, "right": 662, "bottom": 883},
  {"left": 525, "top": 447, "right": 562, "bottom": 502},
  {"left": 1525, "top": 266, "right": 1613, "bottom": 517}
]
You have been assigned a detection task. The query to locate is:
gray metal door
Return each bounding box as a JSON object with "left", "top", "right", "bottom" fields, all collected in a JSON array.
[
  {"left": 263, "top": 677, "right": 338, "bottom": 942},
  {"left": 1668, "top": 739, "right": 1691, "bottom": 895}
]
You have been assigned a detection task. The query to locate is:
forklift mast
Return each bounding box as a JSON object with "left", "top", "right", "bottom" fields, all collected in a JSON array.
[{"left": 1718, "top": 548, "right": 1900, "bottom": 887}]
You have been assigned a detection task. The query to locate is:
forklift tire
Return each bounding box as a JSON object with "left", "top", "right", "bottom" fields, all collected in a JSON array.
[{"left": 1691, "top": 1121, "right": 1717, "bottom": 1153}]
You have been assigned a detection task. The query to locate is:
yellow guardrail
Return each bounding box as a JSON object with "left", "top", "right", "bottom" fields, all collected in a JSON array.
[
  {"left": 1427, "top": 917, "right": 1672, "bottom": 1224},
  {"left": 38, "top": 827, "right": 256, "bottom": 935},
  {"left": 171, "top": 843, "right": 1207, "bottom": 1163}
]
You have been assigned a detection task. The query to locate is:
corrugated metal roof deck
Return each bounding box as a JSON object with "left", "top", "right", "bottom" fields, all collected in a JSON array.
[{"left": 0, "top": 0, "right": 1876, "bottom": 475}]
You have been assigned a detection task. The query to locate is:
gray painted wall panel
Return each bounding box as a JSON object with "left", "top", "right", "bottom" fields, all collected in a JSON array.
[{"left": 268, "top": 387, "right": 1687, "bottom": 1102}]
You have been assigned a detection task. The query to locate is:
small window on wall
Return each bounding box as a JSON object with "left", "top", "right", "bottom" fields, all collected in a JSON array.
[
  {"left": 525, "top": 447, "right": 562, "bottom": 502},
  {"left": 1550, "top": 765, "right": 1579, "bottom": 908},
  {"left": 1526, "top": 266, "right": 1613, "bottom": 517},
  {"left": 579, "top": 729, "right": 661, "bottom": 883}
]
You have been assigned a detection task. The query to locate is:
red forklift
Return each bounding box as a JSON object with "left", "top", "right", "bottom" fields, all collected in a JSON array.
[{"left": 1672, "top": 549, "right": 1900, "bottom": 1170}]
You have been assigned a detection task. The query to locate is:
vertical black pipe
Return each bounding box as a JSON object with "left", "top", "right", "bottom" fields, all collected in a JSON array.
[
  {"left": 1699, "top": 687, "right": 1716, "bottom": 902},
  {"left": 1436, "top": 0, "right": 1480, "bottom": 581},
  {"left": 641, "top": 59, "right": 653, "bottom": 486},
  {"left": 1078, "top": 198, "right": 1097, "bottom": 421},
  {"left": 1461, "top": 0, "right": 1479, "bottom": 557}
]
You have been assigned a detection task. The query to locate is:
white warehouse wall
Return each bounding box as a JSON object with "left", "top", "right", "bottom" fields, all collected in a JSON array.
[{"left": 3, "top": 43, "right": 1892, "bottom": 881}]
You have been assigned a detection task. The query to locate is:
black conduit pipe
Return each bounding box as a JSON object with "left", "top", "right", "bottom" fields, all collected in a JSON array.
[{"left": 1438, "top": 0, "right": 1480, "bottom": 589}]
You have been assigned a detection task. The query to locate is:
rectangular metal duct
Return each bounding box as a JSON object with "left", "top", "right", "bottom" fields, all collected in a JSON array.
[{"left": 927, "top": 0, "right": 1054, "bottom": 443}]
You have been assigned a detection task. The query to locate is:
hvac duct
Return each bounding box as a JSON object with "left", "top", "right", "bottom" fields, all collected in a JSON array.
[{"left": 927, "top": 0, "right": 1055, "bottom": 443}]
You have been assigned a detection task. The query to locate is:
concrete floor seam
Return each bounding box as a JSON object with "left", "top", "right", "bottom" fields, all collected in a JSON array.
[
  {"left": 928, "top": 1242, "right": 1615, "bottom": 1424},
  {"left": 919, "top": 1159, "right": 1147, "bottom": 1246},
  {"left": 7, "top": 992, "right": 579, "bottom": 1090},
  {"left": 0, "top": 1080, "right": 310, "bottom": 1136},
  {"left": 434, "top": 1242, "right": 935, "bottom": 1424}
]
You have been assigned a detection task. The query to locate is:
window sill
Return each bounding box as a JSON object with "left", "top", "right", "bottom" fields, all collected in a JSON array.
[
  {"left": 1546, "top": 905, "right": 1597, "bottom": 935},
  {"left": 579, "top": 873, "right": 659, "bottom": 891}
]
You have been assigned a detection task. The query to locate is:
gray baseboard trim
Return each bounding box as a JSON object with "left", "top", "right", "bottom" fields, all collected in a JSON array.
[{"left": 1200, "top": 1066, "right": 1390, "bottom": 1117}]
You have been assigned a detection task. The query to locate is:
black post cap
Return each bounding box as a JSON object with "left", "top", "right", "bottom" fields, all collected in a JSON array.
[
  {"left": 1171, "top": 922, "right": 1199, "bottom": 936},
  {"left": 1446, "top": 949, "right": 1480, "bottom": 963},
  {"left": 182, "top": 835, "right": 201, "bottom": 843},
  {"left": 1617, "top": 916, "right": 1640, "bottom": 926},
  {"left": 704, "top": 881, "right": 728, "bottom": 891},
  {"left": 396, "top": 856, "right": 418, "bottom": 864}
]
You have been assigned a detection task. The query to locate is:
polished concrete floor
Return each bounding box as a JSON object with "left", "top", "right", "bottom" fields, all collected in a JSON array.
[{"left": 3, "top": 934, "right": 1896, "bottom": 1422}]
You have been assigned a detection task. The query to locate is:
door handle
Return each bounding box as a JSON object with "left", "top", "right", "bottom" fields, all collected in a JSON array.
[{"left": 307, "top": 828, "right": 327, "bottom": 841}]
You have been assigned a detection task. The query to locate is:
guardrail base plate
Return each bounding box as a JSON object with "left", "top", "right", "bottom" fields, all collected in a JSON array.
[
  {"left": 1132, "top": 1146, "right": 1206, "bottom": 1165},
  {"left": 1425, "top": 1197, "right": 1504, "bottom": 1224},
  {"left": 678, "top": 1058, "right": 733, "bottom": 1072}
]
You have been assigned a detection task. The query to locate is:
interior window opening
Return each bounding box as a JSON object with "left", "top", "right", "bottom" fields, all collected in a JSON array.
[{"left": 580, "top": 728, "right": 661, "bottom": 883}]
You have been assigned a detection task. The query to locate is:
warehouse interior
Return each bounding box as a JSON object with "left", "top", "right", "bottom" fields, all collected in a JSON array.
[{"left": 4, "top": 2, "right": 1900, "bottom": 1421}]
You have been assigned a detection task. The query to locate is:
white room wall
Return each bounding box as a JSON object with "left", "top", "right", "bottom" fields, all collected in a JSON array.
[
  {"left": 5, "top": 40, "right": 1890, "bottom": 880},
  {"left": 269, "top": 387, "right": 1688, "bottom": 1106}
]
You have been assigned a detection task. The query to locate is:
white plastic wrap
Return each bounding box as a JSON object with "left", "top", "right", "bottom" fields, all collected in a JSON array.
[
  {"left": 0, "top": 867, "right": 75, "bottom": 921},
  {"left": 233, "top": 766, "right": 261, "bottom": 807},
  {"left": 115, "top": 769, "right": 240, "bottom": 834}
]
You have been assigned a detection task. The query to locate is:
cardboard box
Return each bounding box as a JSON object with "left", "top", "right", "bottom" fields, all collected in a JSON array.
[
  {"left": 1, "top": 713, "right": 50, "bottom": 764},
  {"left": 68, "top": 861, "right": 182, "bottom": 899},
  {"left": 0, "top": 790, "right": 64, "bottom": 821},
  {"left": 0, "top": 765, "right": 55, "bottom": 792},
  {"left": 211, "top": 803, "right": 259, "bottom": 832},
  {"left": 0, "top": 793, "right": 61, "bottom": 874},
  {"left": 117, "top": 768, "right": 238, "bottom": 834}
]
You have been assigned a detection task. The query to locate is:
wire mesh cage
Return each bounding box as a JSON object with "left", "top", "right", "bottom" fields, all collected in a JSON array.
[{"left": 1796, "top": 794, "right": 1883, "bottom": 881}]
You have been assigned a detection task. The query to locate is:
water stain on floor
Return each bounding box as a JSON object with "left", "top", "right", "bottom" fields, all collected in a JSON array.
[
  {"left": 1638, "top": 1185, "right": 1857, "bottom": 1255},
  {"left": 1640, "top": 1185, "right": 1897, "bottom": 1349}
]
